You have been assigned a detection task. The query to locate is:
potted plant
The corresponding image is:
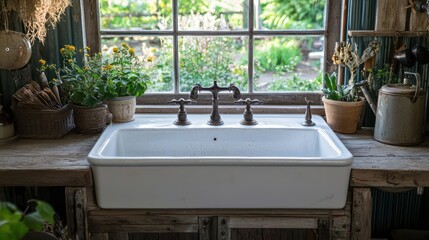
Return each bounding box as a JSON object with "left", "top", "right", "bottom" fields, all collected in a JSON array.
[
  {"left": 0, "top": 200, "right": 56, "bottom": 240},
  {"left": 323, "top": 40, "right": 380, "bottom": 133},
  {"left": 102, "top": 43, "right": 150, "bottom": 122},
  {"left": 322, "top": 73, "right": 365, "bottom": 133},
  {"left": 58, "top": 45, "right": 107, "bottom": 133}
]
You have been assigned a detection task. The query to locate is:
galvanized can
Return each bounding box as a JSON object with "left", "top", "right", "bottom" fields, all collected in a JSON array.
[{"left": 374, "top": 83, "right": 426, "bottom": 146}]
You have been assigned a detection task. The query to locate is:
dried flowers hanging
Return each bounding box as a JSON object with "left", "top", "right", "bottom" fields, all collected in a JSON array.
[
  {"left": 332, "top": 40, "right": 380, "bottom": 85},
  {"left": 1, "top": 0, "right": 71, "bottom": 44}
]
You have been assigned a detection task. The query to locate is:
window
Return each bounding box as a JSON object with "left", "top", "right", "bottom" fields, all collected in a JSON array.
[{"left": 96, "top": 0, "right": 336, "bottom": 104}]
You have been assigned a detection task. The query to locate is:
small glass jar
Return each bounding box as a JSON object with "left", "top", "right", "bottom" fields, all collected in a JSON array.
[{"left": 0, "top": 105, "right": 14, "bottom": 139}]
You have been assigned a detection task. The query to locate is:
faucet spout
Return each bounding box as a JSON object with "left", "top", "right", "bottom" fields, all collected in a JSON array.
[{"left": 190, "top": 81, "right": 241, "bottom": 125}]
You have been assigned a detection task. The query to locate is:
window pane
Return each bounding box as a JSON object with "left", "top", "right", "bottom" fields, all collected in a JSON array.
[
  {"left": 254, "top": 36, "right": 323, "bottom": 92},
  {"left": 179, "top": 0, "right": 248, "bottom": 30},
  {"left": 256, "top": 0, "right": 326, "bottom": 30},
  {"left": 101, "top": 36, "right": 174, "bottom": 92},
  {"left": 179, "top": 36, "right": 248, "bottom": 92},
  {"left": 99, "top": 0, "right": 172, "bottom": 30}
]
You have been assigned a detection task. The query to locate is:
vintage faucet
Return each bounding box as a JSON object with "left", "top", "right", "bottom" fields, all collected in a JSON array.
[{"left": 190, "top": 81, "right": 241, "bottom": 125}]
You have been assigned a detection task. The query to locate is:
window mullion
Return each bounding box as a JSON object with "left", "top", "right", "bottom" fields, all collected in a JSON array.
[
  {"left": 248, "top": 0, "right": 254, "bottom": 94},
  {"left": 173, "top": 0, "right": 179, "bottom": 94}
]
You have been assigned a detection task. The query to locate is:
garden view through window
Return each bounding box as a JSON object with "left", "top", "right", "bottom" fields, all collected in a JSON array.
[{"left": 99, "top": 0, "right": 326, "bottom": 94}]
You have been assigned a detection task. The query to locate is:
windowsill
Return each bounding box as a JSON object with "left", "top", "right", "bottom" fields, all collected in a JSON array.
[{"left": 136, "top": 104, "right": 325, "bottom": 115}]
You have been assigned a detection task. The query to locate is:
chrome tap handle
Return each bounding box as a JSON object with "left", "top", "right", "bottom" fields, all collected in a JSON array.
[
  {"left": 167, "top": 98, "right": 196, "bottom": 125},
  {"left": 301, "top": 97, "right": 315, "bottom": 126},
  {"left": 234, "top": 98, "right": 263, "bottom": 125}
]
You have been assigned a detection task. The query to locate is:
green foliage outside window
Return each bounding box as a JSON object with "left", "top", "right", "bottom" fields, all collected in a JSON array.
[{"left": 99, "top": 0, "right": 324, "bottom": 92}]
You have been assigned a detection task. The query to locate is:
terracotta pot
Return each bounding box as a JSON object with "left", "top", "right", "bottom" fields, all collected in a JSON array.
[
  {"left": 70, "top": 103, "right": 107, "bottom": 133},
  {"left": 107, "top": 96, "right": 136, "bottom": 123},
  {"left": 322, "top": 97, "right": 365, "bottom": 134}
]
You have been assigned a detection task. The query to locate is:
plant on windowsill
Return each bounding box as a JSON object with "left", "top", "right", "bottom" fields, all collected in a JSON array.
[
  {"left": 0, "top": 200, "right": 56, "bottom": 240},
  {"left": 57, "top": 45, "right": 107, "bottom": 133},
  {"left": 322, "top": 40, "right": 380, "bottom": 134},
  {"left": 101, "top": 43, "right": 150, "bottom": 123}
]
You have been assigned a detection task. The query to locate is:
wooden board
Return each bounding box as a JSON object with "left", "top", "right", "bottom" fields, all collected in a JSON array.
[
  {"left": 375, "top": 0, "right": 408, "bottom": 31},
  {"left": 351, "top": 188, "right": 371, "bottom": 240},
  {"left": 409, "top": 9, "right": 429, "bottom": 31},
  {"left": 0, "top": 133, "right": 97, "bottom": 186}
]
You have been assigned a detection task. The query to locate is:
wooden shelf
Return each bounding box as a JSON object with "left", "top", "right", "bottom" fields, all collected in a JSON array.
[{"left": 348, "top": 30, "right": 429, "bottom": 37}]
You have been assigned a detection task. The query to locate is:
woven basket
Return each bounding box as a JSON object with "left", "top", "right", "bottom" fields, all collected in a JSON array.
[
  {"left": 71, "top": 104, "right": 107, "bottom": 134},
  {"left": 13, "top": 104, "right": 74, "bottom": 139}
]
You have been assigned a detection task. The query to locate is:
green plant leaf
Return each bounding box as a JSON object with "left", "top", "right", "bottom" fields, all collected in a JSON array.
[
  {"left": 35, "top": 201, "right": 55, "bottom": 225},
  {"left": 22, "top": 212, "right": 44, "bottom": 231}
]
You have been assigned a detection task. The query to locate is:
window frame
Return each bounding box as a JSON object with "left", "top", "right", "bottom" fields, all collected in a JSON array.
[{"left": 84, "top": 0, "right": 341, "bottom": 105}]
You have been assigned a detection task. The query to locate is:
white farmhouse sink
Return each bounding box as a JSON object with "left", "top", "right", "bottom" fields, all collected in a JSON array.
[{"left": 88, "top": 114, "right": 353, "bottom": 209}]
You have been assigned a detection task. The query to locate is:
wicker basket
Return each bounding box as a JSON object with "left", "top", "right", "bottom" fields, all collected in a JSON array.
[
  {"left": 12, "top": 104, "right": 74, "bottom": 139},
  {"left": 71, "top": 104, "right": 107, "bottom": 134}
]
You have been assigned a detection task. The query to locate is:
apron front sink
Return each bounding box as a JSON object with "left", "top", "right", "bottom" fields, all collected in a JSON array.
[{"left": 88, "top": 114, "right": 353, "bottom": 209}]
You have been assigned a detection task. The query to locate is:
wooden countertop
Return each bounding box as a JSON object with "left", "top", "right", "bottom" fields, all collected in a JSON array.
[
  {"left": 0, "top": 133, "right": 99, "bottom": 186},
  {"left": 0, "top": 129, "right": 428, "bottom": 187}
]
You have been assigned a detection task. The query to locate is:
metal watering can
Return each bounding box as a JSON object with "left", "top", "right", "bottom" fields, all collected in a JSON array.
[{"left": 359, "top": 72, "right": 426, "bottom": 146}]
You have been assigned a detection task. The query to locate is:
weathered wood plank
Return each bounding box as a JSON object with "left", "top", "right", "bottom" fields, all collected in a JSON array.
[
  {"left": 88, "top": 209, "right": 334, "bottom": 217},
  {"left": 75, "top": 188, "right": 88, "bottom": 240},
  {"left": 351, "top": 188, "right": 371, "bottom": 240},
  {"left": 88, "top": 215, "right": 198, "bottom": 226},
  {"left": 90, "top": 224, "right": 198, "bottom": 233},
  {"left": 198, "top": 217, "right": 216, "bottom": 240},
  {"left": 325, "top": 0, "right": 342, "bottom": 72},
  {"left": 351, "top": 169, "right": 429, "bottom": 187},
  {"left": 65, "top": 188, "right": 77, "bottom": 240},
  {"left": 375, "top": 0, "right": 408, "bottom": 31},
  {"left": 83, "top": 0, "right": 101, "bottom": 53},
  {"left": 228, "top": 217, "right": 318, "bottom": 229},
  {"left": 109, "top": 233, "right": 129, "bottom": 240},
  {"left": 230, "top": 229, "right": 261, "bottom": 240},
  {"left": 0, "top": 169, "right": 92, "bottom": 186},
  {"left": 217, "top": 217, "right": 230, "bottom": 240},
  {"left": 409, "top": 8, "right": 429, "bottom": 31},
  {"left": 90, "top": 233, "right": 108, "bottom": 240},
  {"left": 318, "top": 219, "right": 330, "bottom": 240}
]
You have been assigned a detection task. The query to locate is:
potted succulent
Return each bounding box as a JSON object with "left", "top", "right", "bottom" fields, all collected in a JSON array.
[
  {"left": 322, "top": 40, "right": 379, "bottom": 133},
  {"left": 102, "top": 43, "right": 150, "bottom": 122},
  {"left": 322, "top": 73, "right": 365, "bottom": 133},
  {"left": 0, "top": 200, "right": 56, "bottom": 240},
  {"left": 58, "top": 45, "right": 107, "bottom": 133}
]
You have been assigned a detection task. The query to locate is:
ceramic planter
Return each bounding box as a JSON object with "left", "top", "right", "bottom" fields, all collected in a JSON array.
[
  {"left": 322, "top": 97, "right": 365, "bottom": 134},
  {"left": 70, "top": 103, "right": 107, "bottom": 133},
  {"left": 107, "top": 96, "right": 136, "bottom": 123}
]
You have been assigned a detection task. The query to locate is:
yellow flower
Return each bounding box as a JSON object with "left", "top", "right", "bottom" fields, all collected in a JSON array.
[
  {"left": 83, "top": 66, "right": 89, "bottom": 71},
  {"left": 85, "top": 46, "right": 91, "bottom": 51},
  {"left": 60, "top": 48, "right": 65, "bottom": 54},
  {"left": 38, "top": 59, "right": 46, "bottom": 65},
  {"left": 150, "top": 48, "right": 157, "bottom": 53},
  {"left": 146, "top": 56, "right": 155, "bottom": 62},
  {"left": 85, "top": 53, "right": 90, "bottom": 58},
  {"left": 102, "top": 64, "right": 113, "bottom": 70},
  {"left": 67, "top": 45, "right": 76, "bottom": 51},
  {"left": 121, "top": 43, "right": 129, "bottom": 48},
  {"left": 68, "top": 59, "right": 73, "bottom": 63},
  {"left": 112, "top": 47, "right": 119, "bottom": 53},
  {"left": 128, "top": 48, "right": 135, "bottom": 55}
]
